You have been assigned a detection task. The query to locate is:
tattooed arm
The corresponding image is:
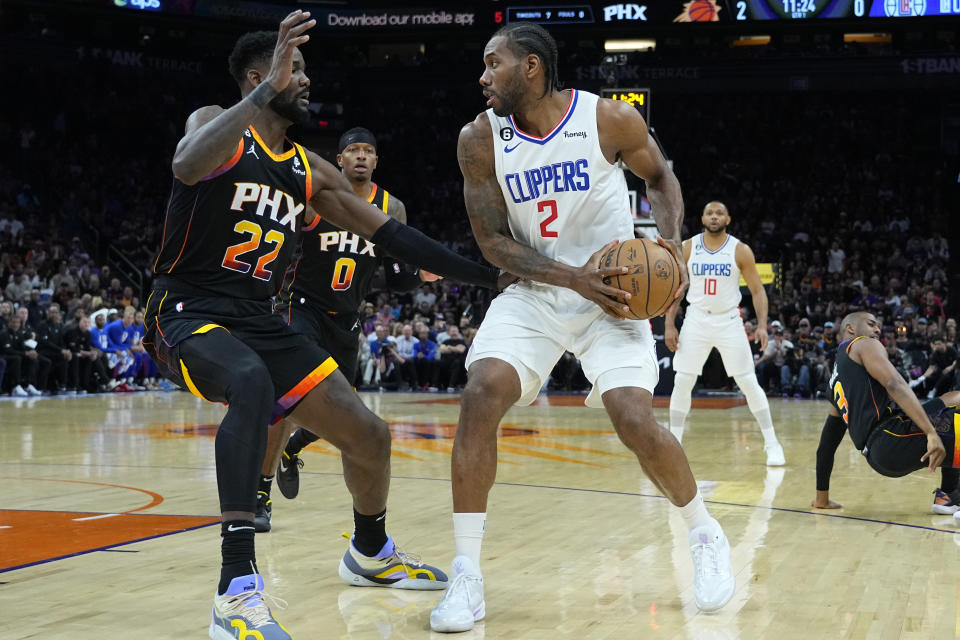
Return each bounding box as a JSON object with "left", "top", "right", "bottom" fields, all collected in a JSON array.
[{"left": 458, "top": 113, "right": 630, "bottom": 318}]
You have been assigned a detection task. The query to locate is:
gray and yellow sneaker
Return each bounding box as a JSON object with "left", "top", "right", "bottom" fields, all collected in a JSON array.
[
  {"left": 338, "top": 534, "right": 448, "bottom": 590},
  {"left": 209, "top": 573, "right": 291, "bottom": 639}
]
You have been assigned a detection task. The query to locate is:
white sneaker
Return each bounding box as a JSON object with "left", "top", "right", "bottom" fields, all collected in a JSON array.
[
  {"left": 765, "top": 442, "right": 785, "bottom": 466},
  {"left": 953, "top": 510, "right": 960, "bottom": 525},
  {"left": 689, "top": 520, "right": 735, "bottom": 612},
  {"left": 26, "top": 384, "right": 42, "bottom": 397},
  {"left": 429, "top": 555, "right": 485, "bottom": 633},
  {"left": 11, "top": 385, "right": 28, "bottom": 397}
]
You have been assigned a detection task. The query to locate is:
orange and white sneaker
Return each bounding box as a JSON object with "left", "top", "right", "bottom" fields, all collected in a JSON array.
[
  {"left": 338, "top": 535, "right": 448, "bottom": 590},
  {"left": 932, "top": 488, "right": 959, "bottom": 515}
]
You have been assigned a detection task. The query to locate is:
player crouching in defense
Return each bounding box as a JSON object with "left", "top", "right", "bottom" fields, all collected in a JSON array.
[{"left": 813, "top": 311, "right": 960, "bottom": 516}]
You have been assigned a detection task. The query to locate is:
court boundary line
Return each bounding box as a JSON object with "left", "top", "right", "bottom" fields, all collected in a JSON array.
[
  {"left": 0, "top": 519, "right": 220, "bottom": 576},
  {"left": 5, "top": 468, "right": 956, "bottom": 537}
]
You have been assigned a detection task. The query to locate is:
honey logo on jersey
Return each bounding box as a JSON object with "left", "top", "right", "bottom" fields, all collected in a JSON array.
[
  {"left": 317, "top": 230, "right": 377, "bottom": 257},
  {"left": 229, "top": 182, "right": 303, "bottom": 231}
]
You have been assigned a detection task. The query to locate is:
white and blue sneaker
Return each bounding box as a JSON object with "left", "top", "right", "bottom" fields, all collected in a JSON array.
[
  {"left": 209, "top": 573, "right": 291, "bottom": 639},
  {"left": 339, "top": 535, "right": 448, "bottom": 590},
  {"left": 429, "top": 555, "right": 485, "bottom": 633}
]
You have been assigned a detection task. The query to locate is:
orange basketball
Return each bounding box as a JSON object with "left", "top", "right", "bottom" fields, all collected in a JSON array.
[
  {"left": 689, "top": 0, "right": 718, "bottom": 22},
  {"left": 601, "top": 238, "right": 680, "bottom": 320}
]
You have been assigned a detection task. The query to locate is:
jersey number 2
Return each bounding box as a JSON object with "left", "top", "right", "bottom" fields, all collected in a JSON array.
[
  {"left": 538, "top": 200, "right": 559, "bottom": 238},
  {"left": 221, "top": 220, "right": 285, "bottom": 282}
]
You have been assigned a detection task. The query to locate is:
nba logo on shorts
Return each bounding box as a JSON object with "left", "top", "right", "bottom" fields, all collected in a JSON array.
[
  {"left": 499, "top": 127, "right": 514, "bottom": 141},
  {"left": 176, "top": 302, "right": 184, "bottom": 312}
]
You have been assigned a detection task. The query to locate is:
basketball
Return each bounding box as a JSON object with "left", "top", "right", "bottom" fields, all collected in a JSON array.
[
  {"left": 601, "top": 238, "right": 680, "bottom": 320},
  {"left": 689, "top": 0, "right": 718, "bottom": 22}
]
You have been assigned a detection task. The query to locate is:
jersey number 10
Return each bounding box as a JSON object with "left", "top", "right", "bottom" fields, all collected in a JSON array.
[{"left": 703, "top": 278, "right": 717, "bottom": 295}]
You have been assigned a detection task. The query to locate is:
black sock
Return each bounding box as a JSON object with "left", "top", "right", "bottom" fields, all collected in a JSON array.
[
  {"left": 218, "top": 520, "right": 257, "bottom": 595},
  {"left": 286, "top": 428, "right": 320, "bottom": 456},
  {"left": 258, "top": 475, "right": 273, "bottom": 495},
  {"left": 942, "top": 468, "right": 960, "bottom": 494},
  {"left": 352, "top": 508, "right": 388, "bottom": 557}
]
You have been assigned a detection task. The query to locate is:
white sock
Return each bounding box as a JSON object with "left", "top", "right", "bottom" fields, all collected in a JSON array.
[
  {"left": 677, "top": 489, "right": 714, "bottom": 532},
  {"left": 453, "top": 512, "right": 486, "bottom": 571}
]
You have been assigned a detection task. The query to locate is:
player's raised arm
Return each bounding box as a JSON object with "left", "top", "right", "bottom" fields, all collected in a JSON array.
[
  {"left": 171, "top": 11, "right": 315, "bottom": 184},
  {"left": 598, "top": 99, "right": 688, "bottom": 311},
  {"left": 852, "top": 337, "right": 946, "bottom": 471},
  {"left": 737, "top": 242, "right": 769, "bottom": 352},
  {"left": 304, "top": 149, "right": 501, "bottom": 289},
  {"left": 457, "top": 114, "right": 631, "bottom": 318}
]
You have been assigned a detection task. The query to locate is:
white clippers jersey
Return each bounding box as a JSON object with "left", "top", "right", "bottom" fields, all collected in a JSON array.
[
  {"left": 487, "top": 90, "right": 634, "bottom": 269},
  {"left": 686, "top": 233, "right": 742, "bottom": 313}
]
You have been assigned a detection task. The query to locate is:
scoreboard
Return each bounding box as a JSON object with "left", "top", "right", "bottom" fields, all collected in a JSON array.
[
  {"left": 499, "top": 0, "right": 960, "bottom": 23},
  {"left": 600, "top": 88, "right": 651, "bottom": 123}
]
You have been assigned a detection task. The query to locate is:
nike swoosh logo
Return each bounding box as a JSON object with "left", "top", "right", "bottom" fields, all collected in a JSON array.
[
  {"left": 279, "top": 461, "right": 288, "bottom": 472},
  {"left": 227, "top": 525, "right": 255, "bottom": 532},
  {"left": 504, "top": 142, "right": 522, "bottom": 153},
  {"left": 376, "top": 515, "right": 386, "bottom": 521}
]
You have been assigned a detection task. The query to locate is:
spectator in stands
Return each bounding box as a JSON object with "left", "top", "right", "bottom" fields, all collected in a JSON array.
[
  {"left": 66, "top": 315, "right": 109, "bottom": 393},
  {"left": 37, "top": 303, "right": 78, "bottom": 394},
  {"left": 413, "top": 327, "right": 437, "bottom": 390},
  {"left": 6, "top": 315, "right": 48, "bottom": 395},
  {"left": 436, "top": 324, "right": 467, "bottom": 392},
  {"left": 394, "top": 323, "right": 419, "bottom": 388},
  {"left": 756, "top": 322, "right": 792, "bottom": 393}
]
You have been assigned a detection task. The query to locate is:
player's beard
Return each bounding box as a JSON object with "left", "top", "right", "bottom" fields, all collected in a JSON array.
[
  {"left": 270, "top": 91, "right": 310, "bottom": 126},
  {"left": 491, "top": 71, "right": 525, "bottom": 118},
  {"left": 705, "top": 222, "right": 727, "bottom": 234}
]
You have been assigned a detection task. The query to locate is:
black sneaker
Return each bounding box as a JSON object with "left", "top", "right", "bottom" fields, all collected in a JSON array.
[
  {"left": 254, "top": 491, "right": 272, "bottom": 532},
  {"left": 276, "top": 449, "right": 303, "bottom": 500}
]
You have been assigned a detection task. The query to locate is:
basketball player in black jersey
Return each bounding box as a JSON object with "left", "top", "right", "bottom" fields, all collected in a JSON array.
[
  {"left": 813, "top": 311, "right": 960, "bottom": 515},
  {"left": 146, "top": 13, "right": 509, "bottom": 639},
  {"left": 253, "top": 126, "right": 439, "bottom": 531}
]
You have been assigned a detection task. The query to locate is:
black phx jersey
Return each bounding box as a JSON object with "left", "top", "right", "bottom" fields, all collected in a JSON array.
[
  {"left": 281, "top": 182, "right": 390, "bottom": 316},
  {"left": 154, "top": 127, "right": 311, "bottom": 300},
  {"left": 829, "top": 336, "right": 893, "bottom": 450}
]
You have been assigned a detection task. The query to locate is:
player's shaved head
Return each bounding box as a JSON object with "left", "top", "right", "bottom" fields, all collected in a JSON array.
[
  {"left": 703, "top": 201, "right": 728, "bottom": 215},
  {"left": 840, "top": 312, "right": 881, "bottom": 340}
]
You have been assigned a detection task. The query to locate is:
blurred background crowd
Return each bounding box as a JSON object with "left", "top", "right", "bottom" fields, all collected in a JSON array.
[{"left": 0, "top": 2, "right": 955, "bottom": 400}]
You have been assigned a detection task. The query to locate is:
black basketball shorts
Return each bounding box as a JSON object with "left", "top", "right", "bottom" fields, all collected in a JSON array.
[
  {"left": 144, "top": 280, "right": 339, "bottom": 423},
  {"left": 279, "top": 301, "right": 362, "bottom": 385},
  {"left": 864, "top": 398, "right": 960, "bottom": 477}
]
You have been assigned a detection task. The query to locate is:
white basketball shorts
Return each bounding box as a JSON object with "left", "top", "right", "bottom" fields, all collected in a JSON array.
[
  {"left": 465, "top": 282, "right": 658, "bottom": 408},
  {"left": 672, "top": 306, "right": 755, "bottom": 377}
]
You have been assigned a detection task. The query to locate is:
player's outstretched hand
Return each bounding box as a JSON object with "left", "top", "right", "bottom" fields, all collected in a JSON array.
[
  {"left": 664, "top": 323, "right": 679, "bottom": 352},
  {"left": 573, "top": 240, "right": 632, "bottom": 319},
  {"left": 657, "top": 236, "right": 688, "bottom": 317},
  {"left": 811, "top": 497, "right": 843, "bottom": 509},
  {"left": 420, "top": 270, "right": 442, "bottom": 282},
  {"left": 266, "top": 11, "right": 316, "bottom": 93},
  {"left": 922, "top": 433, "right": 946, "bottom": 472}
]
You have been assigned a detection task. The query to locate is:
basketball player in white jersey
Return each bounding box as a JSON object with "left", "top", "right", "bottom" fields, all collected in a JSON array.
[
  {"left": 665, "top": 201, "right": 786, "bottom": 466},
  {"left": 429, "top": 23, "right": 735, "bottom": 633}
]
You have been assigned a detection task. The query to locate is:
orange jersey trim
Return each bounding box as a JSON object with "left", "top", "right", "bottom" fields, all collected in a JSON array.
[
  {"left": 367, "top": 183, "right": 378, "bottom": 203},
  {"left": 200, "top": 140, "right": 244, "bottom": 181},
  {"left": 249, "top": 126, "right": 297, "bottom": 162},
  {"left": 166, "top": 192, "right": 200, "bottom": 274},
  {"left": 296, "top": 143, "right": 313, "bottom": 202},
  {"left": 272, "top": 357, "right": 339, "bottom": 423}
]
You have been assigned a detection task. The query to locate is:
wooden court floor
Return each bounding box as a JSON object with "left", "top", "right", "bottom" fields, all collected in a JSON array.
[{"left": 2, "top": 390, "right": 958, "bottom": 639}]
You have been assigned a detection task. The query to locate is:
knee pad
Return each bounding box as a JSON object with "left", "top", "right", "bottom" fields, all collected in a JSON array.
[{"left": 670, "top": 372, "right": 697, "bottom": 403}]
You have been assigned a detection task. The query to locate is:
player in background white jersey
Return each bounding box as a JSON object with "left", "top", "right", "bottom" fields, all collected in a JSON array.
[
  {"left": 665, "top": 201, "right": 785, "bottom": 466},
  {"left": 430, "top": 23, "right": 735, "bottom": 633}
]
